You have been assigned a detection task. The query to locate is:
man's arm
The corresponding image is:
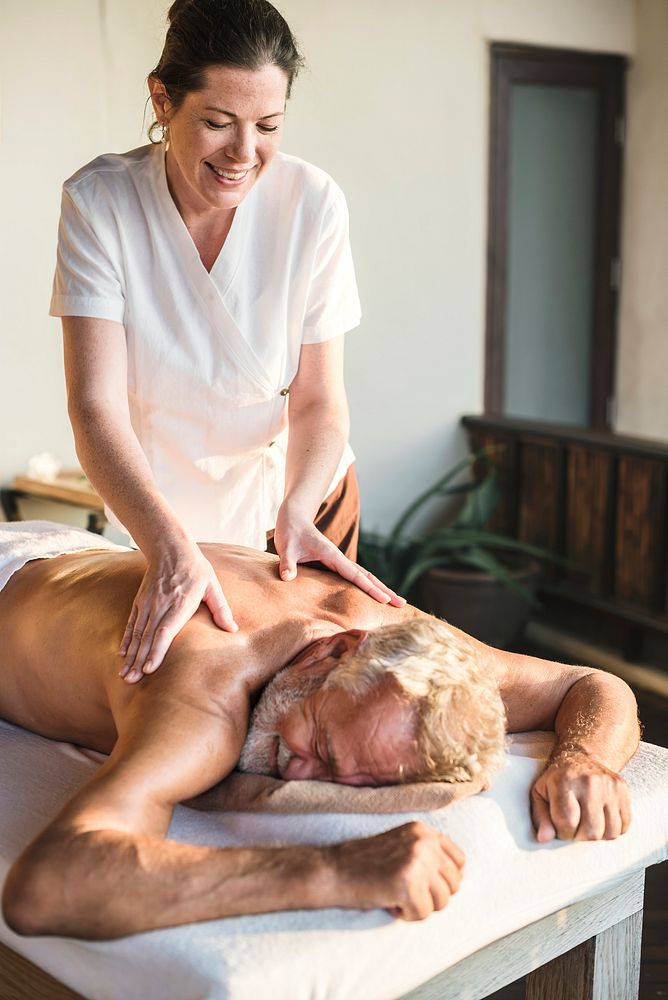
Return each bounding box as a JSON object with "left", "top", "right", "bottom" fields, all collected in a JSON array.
[
  {"left": 495, "top": 649, "right": 640, "bottom": 842},
  {"left": 2, "top": 655, "right": 462, "bottom": 938}
]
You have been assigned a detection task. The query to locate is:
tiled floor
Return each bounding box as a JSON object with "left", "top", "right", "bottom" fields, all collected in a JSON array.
[{"left": 488, "top": 679, "right": 668, "bottom": 1000}]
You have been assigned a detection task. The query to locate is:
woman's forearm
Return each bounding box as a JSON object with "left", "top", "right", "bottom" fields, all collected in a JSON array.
[
  {"left": 63, "top": 316, "right": 192, "bottom": 557},
  {"left": 69, "top": 397, "right": 191, "bottom": 556},
  {"left": 282, "top": 398, "right": 350, "bottom": 518},
  {"left": 281, "top": 335, "right": 350, "bottom": 520}
]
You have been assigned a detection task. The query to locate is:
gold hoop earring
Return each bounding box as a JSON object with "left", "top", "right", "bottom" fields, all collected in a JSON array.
[{"left": 148, "top": 120, "right": 168, "bottom": 144}]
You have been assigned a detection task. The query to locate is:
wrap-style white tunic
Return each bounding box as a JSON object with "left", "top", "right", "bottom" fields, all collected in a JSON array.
[{"left": 50, "top": 145, "right": 361, "bottom": 546}]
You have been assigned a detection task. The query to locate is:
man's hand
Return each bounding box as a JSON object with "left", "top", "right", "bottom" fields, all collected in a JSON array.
[
  {"left": 530, "top": 752, "right": 632, "bottom": 843},
  {"left": 273, "top": 507, "right": 405, "bottom": 608},
  {"left": 327, "top": 821, "right": 465, "bottom": 921},
  {"left": 119, "top": 544, "right": 238, "bottom": 682}
]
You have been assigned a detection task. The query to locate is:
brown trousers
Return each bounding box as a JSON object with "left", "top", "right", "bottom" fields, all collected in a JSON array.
[{"left": 266, "top": 464, "right": 360, "bottom": 562}]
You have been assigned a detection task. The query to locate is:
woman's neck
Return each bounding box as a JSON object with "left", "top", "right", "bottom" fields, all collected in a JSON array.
[{"left": 164, "top": 152, "right": 235, "bottom": 270}]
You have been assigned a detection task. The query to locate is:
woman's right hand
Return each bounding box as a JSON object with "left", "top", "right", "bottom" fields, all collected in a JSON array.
[
  {"left": 119, "top": 544, "right": 238, "bottom": 683},
  {"left": 62, "top": 317, "right": 238, "bottom": 681}
]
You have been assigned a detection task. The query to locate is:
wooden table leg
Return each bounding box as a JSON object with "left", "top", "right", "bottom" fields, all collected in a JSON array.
[
  {"left": 86, "top": 512, "right": 107, "bottom": 535},
  {"left": 526, "top": 906, "right": 643, "bottom": 1000},
  {"left": 0, "top": 489, "right": 21, "bottom": 522},
  {"left": 591, "top": 907, "right": 642, "bottom": 1000}
]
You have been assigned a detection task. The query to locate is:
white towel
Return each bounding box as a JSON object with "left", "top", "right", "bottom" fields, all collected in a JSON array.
[
  {"left": 0, "top": 520, "right": 130, "bottom": 592},
  {"left": 1, "top": 719, "right": 667, "bottom": 1000}
]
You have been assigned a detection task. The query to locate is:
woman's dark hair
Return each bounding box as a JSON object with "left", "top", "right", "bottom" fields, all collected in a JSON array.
[{"left": 151, "top": 0, "right": 304, "bottom": 106}]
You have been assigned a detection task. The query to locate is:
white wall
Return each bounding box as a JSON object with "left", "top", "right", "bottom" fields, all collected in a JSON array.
[
  {"left": 0, "top": 0, "right": 165, "bottom": 527},
  {"left": 0, "top": 0, "right": 636, "bottom": 533},
  {"left": 615, "top": 0, "right": 668, "bottom": 440},
  {"left": 1, "top": 0, "right": 105, "bottom": 484},
  {"left": 279, "top": 0, "right": 635, "bottom": 529}
]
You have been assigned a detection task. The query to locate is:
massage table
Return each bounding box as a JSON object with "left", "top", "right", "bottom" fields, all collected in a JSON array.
[{"left": 1, "top": 719, "right": 667, "bottom": 1000}]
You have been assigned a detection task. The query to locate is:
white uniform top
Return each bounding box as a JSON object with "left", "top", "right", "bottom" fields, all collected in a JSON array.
[{"left": 50, "top": 145, "right": 361, "bottom": 547}]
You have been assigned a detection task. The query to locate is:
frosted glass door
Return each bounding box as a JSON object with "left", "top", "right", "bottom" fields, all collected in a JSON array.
[{"left": 503, "top": 84, "right": 599, "bottom": 425}]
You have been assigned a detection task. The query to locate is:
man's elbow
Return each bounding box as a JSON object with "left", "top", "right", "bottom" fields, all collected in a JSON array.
[
  {"left": 604, "top": 670, "right": 641, "bottom": 739},
  {"left": 3, "top": 830, "right": 141, "bottom": 941},
  {"left": 584, "top": 668, "right": 641, "bottom": 755},
  {"left": 2, "top": 854, "right": 58, "bottom": 937}
]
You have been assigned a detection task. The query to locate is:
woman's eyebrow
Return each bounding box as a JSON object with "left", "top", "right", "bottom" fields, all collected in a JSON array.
[{"left": 203, "top": 106, "right": 285, "bottom": 120}]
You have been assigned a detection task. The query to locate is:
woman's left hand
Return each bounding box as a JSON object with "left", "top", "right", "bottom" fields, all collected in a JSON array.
[{"left": 273, "top": 505, "right": 405, "bottom": 607}]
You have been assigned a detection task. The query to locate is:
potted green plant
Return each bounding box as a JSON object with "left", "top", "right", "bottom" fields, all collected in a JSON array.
[{"left": 358, "top": 450, "right": 565, "bottom": 648}]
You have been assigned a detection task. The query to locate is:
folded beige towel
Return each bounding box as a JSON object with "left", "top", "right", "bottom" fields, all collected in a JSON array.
[
  {"left": 186, "top": 771, "right": 488, "bottom": 814},
  {"left": 71, "top": 736, "right": 487, "bottom": 814}
]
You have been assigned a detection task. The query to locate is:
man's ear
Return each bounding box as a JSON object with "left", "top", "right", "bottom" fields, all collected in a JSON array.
[
  {"left": 330, "top": 629, "right": 369, "bottom": 659},
  {"left": 292, "top": 630, "right": 369, "bottom": 671}
]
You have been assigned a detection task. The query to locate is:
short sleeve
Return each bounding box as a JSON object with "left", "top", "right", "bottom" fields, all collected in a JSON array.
[
  {"left": 301, "top": 188, "right": 362, "bottom": 345},
  {"left": 49, "top": 187, "right": 126, "bottom": 323}
]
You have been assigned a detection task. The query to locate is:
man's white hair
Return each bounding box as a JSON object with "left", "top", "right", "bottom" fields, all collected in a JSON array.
[{"left": 323, "top": 618, "right": 506, "bottom": 782}]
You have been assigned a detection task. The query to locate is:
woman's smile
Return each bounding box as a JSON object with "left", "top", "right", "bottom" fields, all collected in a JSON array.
[
  {"left": 151, "top": 63, "right": 288, "bottom": 218},
  {"left": 204, "top": 161, "right": 256, "bottom": 187}
]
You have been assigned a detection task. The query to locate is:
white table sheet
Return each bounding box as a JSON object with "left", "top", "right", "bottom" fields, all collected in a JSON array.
[{"left": 1, "top": 719, "right": 667, "bottom": 1000}]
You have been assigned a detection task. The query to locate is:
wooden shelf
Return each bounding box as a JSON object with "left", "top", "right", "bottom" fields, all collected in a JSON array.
[{"left": 11, "top": 472, "right": 104, "bottom": 511}]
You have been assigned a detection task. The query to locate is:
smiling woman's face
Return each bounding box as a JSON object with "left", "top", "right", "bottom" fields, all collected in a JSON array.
[{"left": 150, "top": 63, "right": 288, "bottom": 217}]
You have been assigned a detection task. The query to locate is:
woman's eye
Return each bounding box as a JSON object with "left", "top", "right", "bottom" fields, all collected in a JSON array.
[
  {"left": 257, "top": 124, "right": 280, "bottom": 134},
  {"left": 205, "top": 120, "right": 230, "bottom": 130}
]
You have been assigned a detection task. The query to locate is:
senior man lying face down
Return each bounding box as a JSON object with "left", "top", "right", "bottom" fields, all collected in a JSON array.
[{"left": 0, "top": 523, "right": 639, "bottom": 940}]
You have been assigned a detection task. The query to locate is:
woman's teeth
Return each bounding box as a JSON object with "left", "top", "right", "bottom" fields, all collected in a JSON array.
[{"left": 209, "top": 164, "right": 248, "bottom": 180}]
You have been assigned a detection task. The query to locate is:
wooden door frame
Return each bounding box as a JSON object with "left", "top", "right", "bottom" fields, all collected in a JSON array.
[{"left": 484, "top": 44, "right": 626, "bottom": 431}]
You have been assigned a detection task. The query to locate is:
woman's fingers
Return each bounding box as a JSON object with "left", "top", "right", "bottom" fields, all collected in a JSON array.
[
  {"left": 136, "top": 603, "right": 199, "bottom": 678},
  {"left": 119, "top": 603, "right": 139, "bottom": 658},
  {"left": 278, "top": 552, "right": 299, "bottom": 582},
  {"left": 326, "top": 549, "right": 405, "bottom": 606},
  {"left": 274, "top": 524, "right": 405, "bottom": 607},
  {"left": 355, "top": 566, "right": 406, "bottom": 607},
  {"left": 274, "top": 529, "right": 313, "bottom": 581},
  {"left": 121, "top": 598, "right": 186, "bottom": 681},
  {"left": 119, "top": 600, "right": 153, "bottom": 675},
  {"left": 203, "top": 579, "right": 238, "bottom": 632},
  {"left": 119, "top": 554, "right": 237, "bottom": 682}
]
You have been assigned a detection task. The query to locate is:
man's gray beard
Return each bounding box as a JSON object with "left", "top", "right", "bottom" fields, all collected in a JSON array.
[{"left": 237, "top": 666, "right": 328, "bottom": 776}]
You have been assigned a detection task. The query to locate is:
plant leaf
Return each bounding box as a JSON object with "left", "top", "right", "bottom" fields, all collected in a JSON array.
[
  {"left": 450, "top": 548, "right": 540, "bottom": 606},
  {"left": 397, "top": 554, "right": 464, "bottom": 595},
  {"left": 409, "top": 529, "right": 573, "bottom": 568},
  {"left": 386, "top": 453, "right": 477, "bottom": 556},
  {"left": 450, "top": 466, "right": 500, "bottom": 530}
]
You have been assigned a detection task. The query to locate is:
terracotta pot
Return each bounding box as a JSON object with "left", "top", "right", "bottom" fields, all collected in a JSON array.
[{"left": 418, "top": 560, "right": 542, "bottom": 649}]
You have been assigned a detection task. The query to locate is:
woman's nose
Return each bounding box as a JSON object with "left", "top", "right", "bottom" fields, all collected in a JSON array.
[{"left": 225, "top": 125, "right": 256, "bottom": 165}]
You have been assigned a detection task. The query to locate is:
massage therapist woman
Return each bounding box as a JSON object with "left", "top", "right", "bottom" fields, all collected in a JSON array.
[{"left": 51, "top": 0, "right": 401, "bottom": 682}]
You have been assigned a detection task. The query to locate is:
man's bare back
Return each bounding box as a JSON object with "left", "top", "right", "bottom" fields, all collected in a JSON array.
[
  {"left": 0, "top": 544, "right": 412, "bottom": 754},
  {"left": 0, "top": 529, "right": 639, "bottom": 940}
]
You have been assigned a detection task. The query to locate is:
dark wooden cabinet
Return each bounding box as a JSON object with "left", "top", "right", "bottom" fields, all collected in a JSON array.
[{"left": 463, "top": 415, "right": 668, "bottom": 643}]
